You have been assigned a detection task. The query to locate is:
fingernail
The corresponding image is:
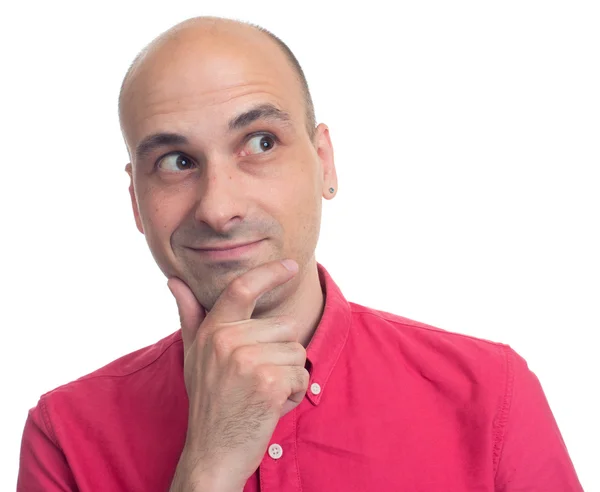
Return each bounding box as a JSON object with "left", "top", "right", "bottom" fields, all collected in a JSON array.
[{"left": 281, "top": 259, "right": 298, "bottom": 272}]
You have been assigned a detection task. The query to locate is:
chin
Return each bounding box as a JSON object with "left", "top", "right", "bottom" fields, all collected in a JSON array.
[
  {"left": 183, "top": 261, "right": 252, "bottom": 307},
  {"left": 196, "top": 261, "right": 295, "bottom": 315},
  {"left": 252, "top": 282, "right": 291, "bottom": 317}
]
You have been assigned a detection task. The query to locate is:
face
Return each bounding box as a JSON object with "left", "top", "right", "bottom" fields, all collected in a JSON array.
[{"left": 121, "top": 23, "right": 337, "bottom": 311}]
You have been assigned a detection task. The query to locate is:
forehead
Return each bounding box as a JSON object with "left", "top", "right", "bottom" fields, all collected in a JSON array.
[{"left": 121, "top": 29, "right": 305, "bottom": 145}]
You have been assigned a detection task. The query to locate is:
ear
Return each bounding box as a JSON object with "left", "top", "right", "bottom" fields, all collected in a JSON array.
[
  {"left": 125, "top": 163, "right": 144, "bottom": 234},
  {"left": 314, "top": 123, "right": 338, "bottom": 200}
]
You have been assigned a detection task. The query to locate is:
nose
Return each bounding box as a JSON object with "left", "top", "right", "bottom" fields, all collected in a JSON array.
[{"left": 193, "top": 159, "right": 247, "bottom": 234}]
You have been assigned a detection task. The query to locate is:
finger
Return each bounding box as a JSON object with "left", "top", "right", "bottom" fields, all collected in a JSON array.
[
  {"left": 281, "top": 366, "right": 310, "bottom": 416},
  {"left": 232, "top": 342, "right": 306, "bottom": 368},
  {"left": 167, "top": 277, "right": 206, "bottom": 352},
  {"left": 214, "top": 316, "right": 299, "bottom": 348},
  {"left": 209, "top": 259, "right": 298, "bottom": 323}
]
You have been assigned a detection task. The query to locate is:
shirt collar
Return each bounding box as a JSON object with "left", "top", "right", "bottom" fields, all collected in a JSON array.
[
  {"left": 305, "top": 263, "right": 352, "bottom": 406},
  {"left": 173, "top": 263, "right": 351, "bottom": 405}
]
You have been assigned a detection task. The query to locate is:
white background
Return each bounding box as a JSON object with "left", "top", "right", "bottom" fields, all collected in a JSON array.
[{"left": 1, "top": 1, "right": 598, "bottom": 489}]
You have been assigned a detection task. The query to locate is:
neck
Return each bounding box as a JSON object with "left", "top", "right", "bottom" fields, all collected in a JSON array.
[
  {"left": 289, "top": 258, "right": 326, "bottom": 347},
  {"left": 255, "top": 257, "right": 325, "bottom": 347}
]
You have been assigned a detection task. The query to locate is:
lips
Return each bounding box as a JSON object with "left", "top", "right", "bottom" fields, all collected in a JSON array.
[
  {"left": 192, "top": 240, "right": 262, "bottom": 251},
  {"left": 187, "top": 239, "right": 265, "bottom": 261}
]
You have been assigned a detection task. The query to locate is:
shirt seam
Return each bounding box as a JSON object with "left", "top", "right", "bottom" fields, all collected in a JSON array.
[
  {"left": 39, "top": 396, "right": 60, "bottom": 449},
  {"left": 492, "top": 345, "right": 515, "bottom": 479},
  {"left": 39, "top": 335, "right": 183, "bottom": 400},
  {"left": 350, "top": 307, "right": 505, "bottom": 348},
  {"left": 293, "top": 408, "right": 303, "bottom": 491}
]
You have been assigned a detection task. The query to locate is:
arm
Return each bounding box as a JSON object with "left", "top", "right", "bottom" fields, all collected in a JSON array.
[
  {"left": 17, "top": 400, "right": 78, "bottom": 491},
  {"left": 494, "top": 348, "right": 583, "bottom": 491}
]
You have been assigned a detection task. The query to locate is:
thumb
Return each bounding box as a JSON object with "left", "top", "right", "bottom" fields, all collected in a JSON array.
[{"left": 167, "top": 277, "right": 206, "bottom": 352}]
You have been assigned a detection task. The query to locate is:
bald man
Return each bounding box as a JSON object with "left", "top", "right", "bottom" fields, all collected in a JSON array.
[{"left": 18, "top": 17, "right": 582, "bottom": 492}]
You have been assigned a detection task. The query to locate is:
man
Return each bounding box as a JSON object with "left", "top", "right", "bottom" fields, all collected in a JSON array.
[{"left": 18, "top": 16, "right": 582, "bottom": 491}]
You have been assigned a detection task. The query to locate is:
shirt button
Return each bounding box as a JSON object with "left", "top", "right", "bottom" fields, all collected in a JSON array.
[
  {"left": 268, "top": 443, "right": 283, "bottom": 460},
  {"left": 310, "top": 382, "right": 321, "bottom": 395}
]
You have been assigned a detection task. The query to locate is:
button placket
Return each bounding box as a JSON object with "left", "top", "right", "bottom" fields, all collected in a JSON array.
[{"left": 259, "top": 409, "right": 301, "bottom": 491}]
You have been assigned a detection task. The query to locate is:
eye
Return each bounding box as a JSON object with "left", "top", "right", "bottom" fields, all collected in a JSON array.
[
  {"left": 241, "top": 134, "right": 277, "bottom": 156},
  {"left": 156, "top": 152, "right": 196, "bottom": 172}
]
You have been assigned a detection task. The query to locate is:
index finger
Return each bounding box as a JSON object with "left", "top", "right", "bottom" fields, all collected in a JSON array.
[{"left": 208, "top": 259, "right": 298, "bottom": 323}]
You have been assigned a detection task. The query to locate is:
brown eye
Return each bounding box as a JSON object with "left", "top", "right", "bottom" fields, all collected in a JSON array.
[
  {"left": 243, "top": 134, "right": 276, "bottom": 155},
  {"left": 157, "top": 153, "right": 195, "bottom": 171}
]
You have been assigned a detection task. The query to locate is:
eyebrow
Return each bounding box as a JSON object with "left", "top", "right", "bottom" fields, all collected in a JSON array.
[
  {"left": 135, "top": 132, "right": 189, "bottom": 162},
  {"left": 228, "top": 103, "right": 291, "bottom": 131}
]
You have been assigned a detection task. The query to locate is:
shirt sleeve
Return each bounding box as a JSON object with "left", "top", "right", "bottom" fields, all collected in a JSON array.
[
  {"left": 494, "top": 348, "right": 583, "bottom": 491},
  {"left": 17, "top": 399, "right": 78, "bottom": 492}
]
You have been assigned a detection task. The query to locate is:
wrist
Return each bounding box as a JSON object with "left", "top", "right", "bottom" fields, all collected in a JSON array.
[{"left": 170, "top": 449, "right": 243, "bottom": 492}]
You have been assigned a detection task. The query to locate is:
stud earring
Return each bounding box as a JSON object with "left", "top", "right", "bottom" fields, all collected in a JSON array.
[{"left": 329, "top": 187, "right": 335, "bottom": 193}]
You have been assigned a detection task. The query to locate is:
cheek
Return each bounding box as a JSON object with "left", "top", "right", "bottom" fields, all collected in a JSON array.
[
  {"left": 137, "top": 185, "right": 188, "bottom": 244},
  {"left": 265, "top": 165, "right": 322, "bottom": 241}
]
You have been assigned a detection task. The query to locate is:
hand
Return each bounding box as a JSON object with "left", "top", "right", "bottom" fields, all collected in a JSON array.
[{"left": 168, "top": 260, "right": 309, "bottom": 492}]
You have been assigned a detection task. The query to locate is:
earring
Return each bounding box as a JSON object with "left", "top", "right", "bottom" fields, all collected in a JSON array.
[{"left": 329, "top": 187, "right": 335, "bottom": 193}]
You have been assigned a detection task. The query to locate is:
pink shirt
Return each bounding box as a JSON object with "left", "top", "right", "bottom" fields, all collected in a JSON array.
[{"left": 18, "top": 265, "right": 583, "bottom": 491}]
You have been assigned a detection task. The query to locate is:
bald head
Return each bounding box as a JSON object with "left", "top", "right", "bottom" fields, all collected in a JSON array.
[{"left": 118, "top": 17, "right": 316, "bottom": 141}]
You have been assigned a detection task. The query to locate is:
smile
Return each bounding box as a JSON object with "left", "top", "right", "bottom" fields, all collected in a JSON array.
[{"left": 188, "top": 239, "right": 265, "bottom": 260}]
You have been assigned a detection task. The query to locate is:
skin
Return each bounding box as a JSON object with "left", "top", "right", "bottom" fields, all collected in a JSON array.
[
  {"left": 119, "top": 17, "right": 338, "bottom": 490},
  {"left": 121, "top": 17, "right": 337, "bottom": 345},
  {"left": 168, "top": 260, "right": 308, "bottom": 490}
]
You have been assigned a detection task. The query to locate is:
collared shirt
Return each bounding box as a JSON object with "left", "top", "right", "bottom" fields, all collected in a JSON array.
[{"left": 18, "top": 264, "right": 583, "bottom": 491}]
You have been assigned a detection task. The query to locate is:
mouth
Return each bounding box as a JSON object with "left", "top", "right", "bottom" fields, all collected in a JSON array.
[{"left": 188, "top": 239, "right": 265, "bottom": 261}]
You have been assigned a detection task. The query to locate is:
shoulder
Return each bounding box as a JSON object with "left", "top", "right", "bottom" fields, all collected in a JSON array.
[
  {"left": 78, "top": 329, "right": 183, "bottom": 380},
  {"left": 350, "top": 301, "right": 509, "bottom": 350},
  {"left": 348, "top": 302, "right": 516, "bottom": 380},
  {"left": 39, "top": 330, "right": 183, "bottom": 404}
]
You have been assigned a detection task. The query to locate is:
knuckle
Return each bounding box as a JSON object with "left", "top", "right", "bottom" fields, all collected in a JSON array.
[
  {"left": 274, "top": 314, "right": 293, "bottom": 326},
  {"left": 256, "top": 366, "right": 279, "bottom": 392},
  {"left": 228, "top": 278, "right": 254, "bottom": 303},
  {"left": 287, "top": 342, "right": 306, "bottom": 359},
  {"left": 272, "top": 391, "right": 289, "bottom": 409},
  {"left": 212, "top": 327, "right": 237, "bottom": 356},
  {"left": 297, "top": 367, "right": 310, "bottom": 389},
  {"left": 302, "top": 367, "right": 310, "bottom": 385},
  {"left": 231, "top": 346, "right": 257, "bottom": 372},
  {"left": 273, "top": 315, "right": 298, "bottom": 339}
]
